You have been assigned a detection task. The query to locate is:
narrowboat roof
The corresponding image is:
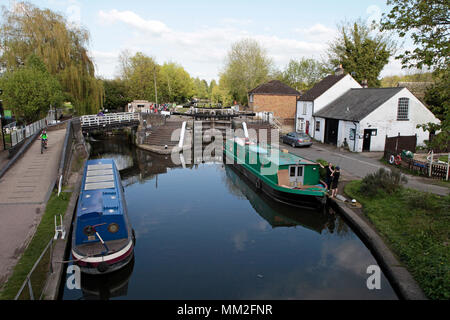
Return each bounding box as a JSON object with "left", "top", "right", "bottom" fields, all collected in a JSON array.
[
  {"left": 230, "top": 138, "right": 317, "bottom": 166},
  {"left": 78, "top": 159, "right": 123, "bottom": 218}
]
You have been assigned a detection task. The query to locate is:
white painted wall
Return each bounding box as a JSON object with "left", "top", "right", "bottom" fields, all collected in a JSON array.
[
  {"left": 357, "top": 88, "right": 440, "bottom": 152},
  {"left": 295, "top": 101, "right": 313, "bottom": 133},
  {"left": 314, "top": 74, "right": 362, "bottom": 112}
]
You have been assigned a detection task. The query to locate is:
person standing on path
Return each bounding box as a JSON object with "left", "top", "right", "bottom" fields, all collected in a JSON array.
[
  {"left": 331, "top": 166, "right": 341, "bottom": 198},
  {"left": 319, "top": 162, "right": 335, "bottom": 191}
]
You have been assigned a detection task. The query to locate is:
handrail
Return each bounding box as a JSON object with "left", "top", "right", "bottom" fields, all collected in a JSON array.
[{"left": 14, "top": 238, "right": 54, "bottom": 300}]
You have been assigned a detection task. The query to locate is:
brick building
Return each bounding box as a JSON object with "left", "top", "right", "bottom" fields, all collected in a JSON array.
[{"left": 248, "top": 80, "right": 301, "bottom": 131}]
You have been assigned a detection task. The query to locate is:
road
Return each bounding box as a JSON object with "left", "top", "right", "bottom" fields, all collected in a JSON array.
[
  {"left": 0, "top": 129, "right": 66, "bottom": 286},
  {"left": 279, "top": 140, "right": 449, "bottom": 196}
]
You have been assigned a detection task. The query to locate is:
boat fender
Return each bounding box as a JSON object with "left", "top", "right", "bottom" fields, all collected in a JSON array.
[
  {"left": 132, "top": 229, "right": 136, "bottom": 245},
  {"left": 389, "top": 155, "right": 395, "bottom": 164},
  {"left": 394, "top": 155, "right": 402, "bottom": 165},
  {"left": 97, "top": 262, "right": 109, "bottom": 273},
  {"left": 255, "top": 179, "right": 261, "bottom": 189}
]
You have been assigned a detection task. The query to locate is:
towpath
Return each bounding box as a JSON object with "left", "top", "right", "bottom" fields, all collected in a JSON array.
[
  {"left": 0, "top": 128, "right": 66, "bottom": 287},
  {"left": 284, "top": 142, "right": 449, "bottom": 196}
]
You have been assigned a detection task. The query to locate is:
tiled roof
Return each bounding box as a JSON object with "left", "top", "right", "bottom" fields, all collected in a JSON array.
[
  {"left": 298, "top": 74, "right": 347, "bottom": 101},
  {"left": 248, "top": 80, "right": 301, "bottom": 96},
  {"left": 314, "top": 87, "right": 404, "bottom": 121}
]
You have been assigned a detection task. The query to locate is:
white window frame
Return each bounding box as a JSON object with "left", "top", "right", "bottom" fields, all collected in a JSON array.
[
  {"left": 302, "top": 103, "right": 307, "bottom": 115},
  {"left": 397, "top": 97, "right": 409, "bottom": 121}
]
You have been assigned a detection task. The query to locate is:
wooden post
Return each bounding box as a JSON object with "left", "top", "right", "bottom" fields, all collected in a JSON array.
[
  {"left": 446, "top": 152, "right": 449, "bottom": 181},
  {"left": 429, "top": 150, "right": 433, "bottom": 177}
]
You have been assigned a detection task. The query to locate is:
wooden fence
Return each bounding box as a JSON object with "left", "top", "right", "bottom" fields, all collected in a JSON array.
[{"left": 384, "top": 133, "right": 449, "bottom": 180}]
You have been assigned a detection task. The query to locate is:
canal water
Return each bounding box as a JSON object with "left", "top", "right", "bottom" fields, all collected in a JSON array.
[{"left": 62, "top": 136, "right": 397, "bottom": 300}]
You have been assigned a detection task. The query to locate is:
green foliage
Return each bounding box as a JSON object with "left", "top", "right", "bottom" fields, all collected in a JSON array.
[
  {"left": 220, "top": 38, "right": 273, "bottom": 104},
  {"left": 102, "top": 79, "right": 128, "bottom": 112},
  {"left": 0, "top": 3, "right": 103, "bottom": 115},
  {"left": 328, "top": 20, "right": 395, "bottom": 87},
  {"left": 159, "top": 62, "right": 194, "bottom": 103},
  {"left": 316, "top": 159, "right": 329, "bottom": 180},
  {"left": 345, "top": 181, "right": 450, "bottom": 300},
  {"left": 279, "top": 58, "right": 330, "bottom": 91},
  {"left": 360, "top": 167, "right": 407, "bottom": 196},
  {"left": 381, "top": 0, "right": 449, "bottom": 72},
  {"left": 0, "top": 54, "right": 64, "bottom": 123},
  {"left": 381, "top": 72, "right": 434, "bottom": 87}
]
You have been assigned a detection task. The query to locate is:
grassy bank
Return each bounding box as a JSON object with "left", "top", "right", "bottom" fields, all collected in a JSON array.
[
  {"left": 0, "top": 191, "right": 71, "bottom": 300},
  {"left": 345, "top": 180, "right": 449, "bottom": 300}
]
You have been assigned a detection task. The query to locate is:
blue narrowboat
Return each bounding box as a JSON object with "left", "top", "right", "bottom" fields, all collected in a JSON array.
[{"left": 72, "top": 159, "right": 135, "bottom": 274}]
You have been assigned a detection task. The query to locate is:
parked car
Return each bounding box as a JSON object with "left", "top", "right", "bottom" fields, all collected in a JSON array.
[{"left": 282, "top": 132, "right": 313, "bottom": 148}]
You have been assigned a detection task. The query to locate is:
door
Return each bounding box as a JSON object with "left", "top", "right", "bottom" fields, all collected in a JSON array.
[
  {"left": 289, "top": 165, "right": 304, "bottom": 187},
  {"left": 306, "top": 121, "right": 310, "bottom": 135},
  {"left": 363, "top": 129, "right": 372, "bottom": 151},
  {"left": 325, "top": 119, "right": 339, "bottom": 145}
]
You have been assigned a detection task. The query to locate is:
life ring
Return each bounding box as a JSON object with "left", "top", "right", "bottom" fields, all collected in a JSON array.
[
  {"left": 394, "top": 155, "right": 402, "bottom": 165},
  {"left": 389, "top": 155, "right": 395, "bottom": 165}
]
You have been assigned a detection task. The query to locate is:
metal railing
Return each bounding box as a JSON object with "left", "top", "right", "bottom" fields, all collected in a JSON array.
[
  {"left": 4, "top": 119, "right": 46, "bottom": 149},
  {"left": 14, "top": 238, "right": 54, "bottom": 300},
  {"left": 80, "top": 112, "right": 140, "bottom": 128}
]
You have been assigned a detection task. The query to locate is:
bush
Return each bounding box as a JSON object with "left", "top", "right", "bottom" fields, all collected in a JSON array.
[
  {"left": 316, "top": 159, "right": 329, "bottom": 180},
  {"left": 360, "top": 168, "right": 408, "bottom": 197}
]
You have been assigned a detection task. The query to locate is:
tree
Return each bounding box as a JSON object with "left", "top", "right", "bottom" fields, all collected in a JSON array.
[
  {"left": 0, "top": 54, "right": 63, "bottom": 123},
  {"left": 381, "top": 0, "right": 449, "bottom": 71},
  {"left": 0, "top": 2, "right": 103, "bottom": 115},
  {"left": 103, "top": 79, "right": 129, "bottom": 112},
  {"left": 381, "top": 0, "right": 449, "bottom": 150},
  {"left": 328, "top": 20, "right": 395, "bottom": 87},
  {"left": 280, "top": 58, "right": 330, "bottom": 91},
  {"left": 159, "top": 62, "right": 194, "bottom": 104},
  {"left": 192, "top": 77, "right": 209, "bottom": 100},
  {"left": 119, "top": 52, "right": 160, "bottom": 103},
  {"left": 220, "top": 38, "right": 273, "bottom": 104}
]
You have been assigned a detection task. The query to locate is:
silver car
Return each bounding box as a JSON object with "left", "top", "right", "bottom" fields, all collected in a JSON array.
[{"left": 282, "top": 132, "right": 313, "bottom": 148}]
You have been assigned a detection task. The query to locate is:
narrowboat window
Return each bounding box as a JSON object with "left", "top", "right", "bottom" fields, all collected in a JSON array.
[
  {"left": 290, "top": 167, "right": 296, "bottom": 177},
  {"left": 297, "top": 167, "right": 303, "bottom": 176}
]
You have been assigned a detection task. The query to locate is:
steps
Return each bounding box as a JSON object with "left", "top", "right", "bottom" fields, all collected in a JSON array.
[{"left": 144, "top": 121, "right": 182, "bottom": 147}]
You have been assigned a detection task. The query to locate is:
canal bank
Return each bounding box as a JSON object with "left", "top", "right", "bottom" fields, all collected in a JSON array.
[{"left": 329, "top": 198, "right": 427, "bottom": 300}]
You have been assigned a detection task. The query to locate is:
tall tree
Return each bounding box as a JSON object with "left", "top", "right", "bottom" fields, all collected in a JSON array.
[
  {"left": 381, "top": 0, "right": 449, "bottom": 150},
  {"left": 0, "top": 54, "right": 64, "bottom": 123},
  {"left": 280, "top": 58, "right": 330, "bottom": 91},
  {"left": 220, "top": 38, "right": 273, "bottom": 104},
  {"left": 102, "top": 79, "right": 129, "bottom": 112},
  {"left": 119, "top": 52, "right": 160, "bottom": 103},
  {"left": 0, "top": 2, "right": 103, "bottom": 115},
  {"left": 328, "top": 20, "right": 395, "bottom": 87},
  {"left": 381, "top": 0, "right": 449, "bottom": 71},
  {"left": 159, "top": 62, "right": 194, "bottom": 104}
]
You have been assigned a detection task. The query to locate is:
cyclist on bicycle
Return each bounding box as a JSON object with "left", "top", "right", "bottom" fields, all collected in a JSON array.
[{"left": 40, "top": 129, "right": 48, "bottom": 149}]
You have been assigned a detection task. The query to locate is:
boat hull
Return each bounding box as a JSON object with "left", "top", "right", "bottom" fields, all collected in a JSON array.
[
  {"left": 72, "top": 239, "right": 134, "bottom": 275},
  {"left": 227, "top": 159, "right": 327, "bottom": 209}
]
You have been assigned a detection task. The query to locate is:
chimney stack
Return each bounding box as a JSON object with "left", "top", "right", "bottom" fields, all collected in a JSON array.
[
  {"left": 361, "top": 79, "right": 368, "bottom": 88},
  {"left": 335, "top": 64, "right": 344, "bottom": 76}
]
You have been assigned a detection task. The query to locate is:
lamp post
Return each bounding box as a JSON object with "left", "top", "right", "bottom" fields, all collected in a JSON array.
[{"left": 0, "top": 88, "right": 5, "bottom": 150}]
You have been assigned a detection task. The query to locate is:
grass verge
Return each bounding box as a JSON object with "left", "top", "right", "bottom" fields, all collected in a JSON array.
[
  {"left": 345, "top": 180, "right": 449, "bottom": 300},
  {"left": 0, "top": 190, "right": 72, "bottom": 300}
]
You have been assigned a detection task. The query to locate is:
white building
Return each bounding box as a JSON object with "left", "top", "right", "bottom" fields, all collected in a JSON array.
[
  {"left": 295, "top": 66, "right": 361, "bottom": 134},
  {"left": 314, "top": 87, "right": 440, "bottom": 152}
]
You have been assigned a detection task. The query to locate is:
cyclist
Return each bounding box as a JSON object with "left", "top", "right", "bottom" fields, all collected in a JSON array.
[{"left": 40, "top": 129, "right": 48, "bottom": 149}]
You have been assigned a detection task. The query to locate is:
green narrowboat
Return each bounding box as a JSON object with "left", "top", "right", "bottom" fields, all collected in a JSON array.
[{"left": 224, "top": 137, "right": 328, "bottom": 208}]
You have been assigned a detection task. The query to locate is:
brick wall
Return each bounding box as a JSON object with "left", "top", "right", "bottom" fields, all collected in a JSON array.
[{"left": 249, "top": 94, "right": 298, "bottom": 122}]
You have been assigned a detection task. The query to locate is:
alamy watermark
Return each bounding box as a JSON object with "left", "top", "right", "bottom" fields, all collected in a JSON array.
[{"left": 366, "top": 265, "right": 381, "bottom": 290}]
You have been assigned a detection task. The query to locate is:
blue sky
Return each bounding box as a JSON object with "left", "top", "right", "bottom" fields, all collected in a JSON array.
[{"left": 6, "top": 0, "right": 410, "bottom": 81}]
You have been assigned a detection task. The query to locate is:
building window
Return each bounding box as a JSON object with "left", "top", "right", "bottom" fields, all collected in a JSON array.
[
  {"left": 303, "top": 103, "right": 307, "bottom": 115},
  {"left": 316, "top": 121, "right": 320, "bottom": 132},
  {"left": 249, "top": 94, "right": 254, "bottom": 103},
  {"left": 397, "top": 98, "right": 409, "bottom": 120},
  {"left": 298, "top": 118, "right": 305, "bottom": 132},
  {"left": 349, "top": 128, "right": 355, "bottom": 140}
]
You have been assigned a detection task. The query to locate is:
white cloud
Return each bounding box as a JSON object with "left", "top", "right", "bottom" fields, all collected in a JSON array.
[{"left": 99, "top": 9, "right": 171, "bottom": 36}]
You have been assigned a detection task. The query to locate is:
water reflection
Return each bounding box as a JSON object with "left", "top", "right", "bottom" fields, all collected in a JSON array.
[{"left": 62, "top": 136, "right": 397, "bottom": 300}]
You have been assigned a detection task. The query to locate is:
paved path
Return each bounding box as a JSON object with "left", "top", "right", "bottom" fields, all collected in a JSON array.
[
  {"left": 281, "top": 142, "right": 449, "bottom": 196},
  {"left": 0, "top": 129, "right": 66, "bottom": 286}
]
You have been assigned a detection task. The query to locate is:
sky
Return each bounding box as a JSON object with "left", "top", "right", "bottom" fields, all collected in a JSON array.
[{"left": 5, "top": 0, "right": 413, "bottom": 82}]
